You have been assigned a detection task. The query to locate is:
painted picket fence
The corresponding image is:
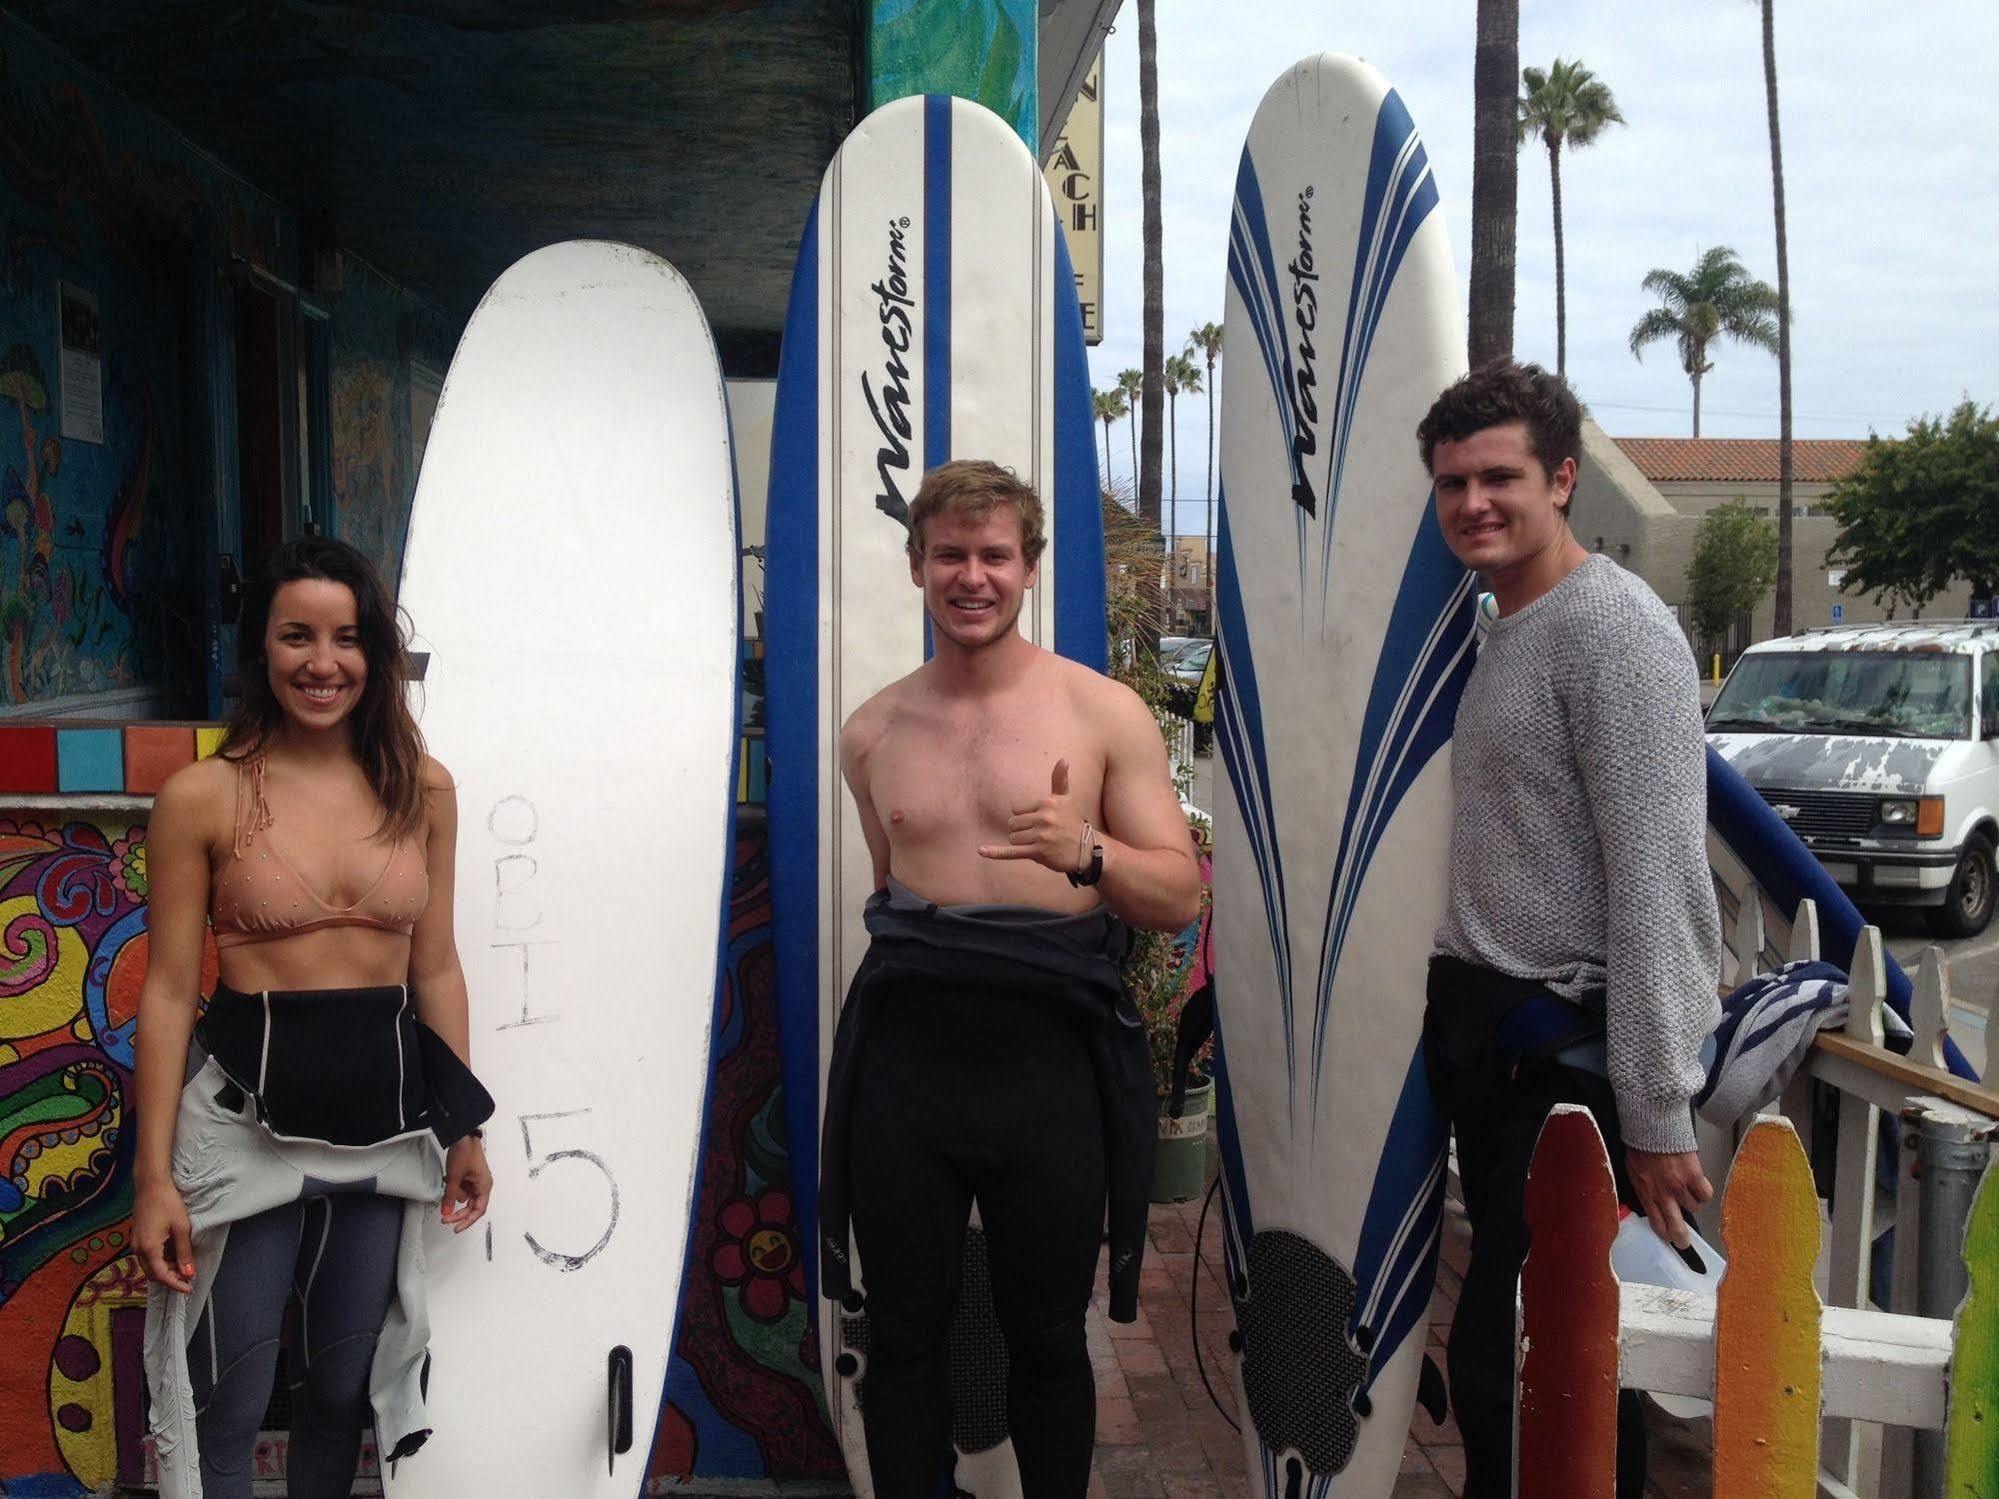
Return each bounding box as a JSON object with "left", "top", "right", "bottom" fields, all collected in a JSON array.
[{"left": 1512, "top": 898, "right": 1999, "bottom": 1497}]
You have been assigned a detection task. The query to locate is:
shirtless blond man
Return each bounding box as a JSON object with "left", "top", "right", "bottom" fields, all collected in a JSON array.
[{"left": 822, "top": 460, "right": 1197, "bottom": 1498}]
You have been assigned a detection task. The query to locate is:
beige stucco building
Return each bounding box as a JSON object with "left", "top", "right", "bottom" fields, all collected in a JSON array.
[
  {"left": 1166, "top": 533, "right": 1212, "bottom": 632},
  {"left": 1573, "top": 426, "right": 1927, "bottom": 656}
]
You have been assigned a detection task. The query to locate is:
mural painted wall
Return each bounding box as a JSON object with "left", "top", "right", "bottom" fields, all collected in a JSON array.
[
  {"left": 0, "top": 809, "right": 217, "bottom": 1495},
  {"left": 0, "top": 9, "right": 455, "bottom": 711},
  {"left": 328, "top": 259, "right": 456, "bottom": 592},
  {"left": 0, "top": 9, "right": 289, "bottom": 710},
  {"left": 0, "top": 802, "right": 844, "bottom": 1494},
  {"left": 653, "top": 824, "right": 844, "bottom": 1477},
  {"left": 869, "top": 0, "right": 1039, "bottom": 146}
]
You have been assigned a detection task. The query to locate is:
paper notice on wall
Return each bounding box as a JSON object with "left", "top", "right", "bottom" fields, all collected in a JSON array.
[
  {"left": 58, "top": 283, "right": 102, "bottom": 444},
  {"left": 1043, "top": 53, "right": 1103, "bottom": 345}
]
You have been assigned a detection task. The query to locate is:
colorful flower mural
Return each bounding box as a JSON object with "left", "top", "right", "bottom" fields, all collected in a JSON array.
[
  {"left": 712, "top": 1189, "right": 808, "bottom": 1323},
  {"left": 655, "top": 825, "right": 845, "bottom": 1479},
  {"left": 0, "top": 814, "right": 217, "bottom": 1496}
]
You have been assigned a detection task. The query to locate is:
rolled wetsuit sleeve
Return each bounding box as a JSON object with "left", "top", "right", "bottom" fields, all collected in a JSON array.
[{"left": 1572, "top": 617, "right": 1722, "bottom": 1154}]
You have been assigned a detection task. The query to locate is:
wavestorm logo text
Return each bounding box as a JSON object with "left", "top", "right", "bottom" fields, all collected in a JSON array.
[
  {"left": 1288, "top": 187, "right": 1321, "bottom": 516},
  {"left": 861, "top": 217, "right": 916, "bottom": 525}
]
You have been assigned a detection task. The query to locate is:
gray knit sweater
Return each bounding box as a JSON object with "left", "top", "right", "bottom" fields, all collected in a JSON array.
[{"left": 1434, "top": 555, "right": 1721, "bottom": 1153}]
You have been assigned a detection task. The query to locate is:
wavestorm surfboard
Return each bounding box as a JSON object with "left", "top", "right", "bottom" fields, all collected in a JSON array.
[
  {"left": 389, "top": 242, "right": 737, "bottom": 1498},
  {"left": 1209, "top": 55, "right": 1473, "bottom": 1497},
  {"left": 764, "top": 94, "right": 1105, "bottom": 1498}
]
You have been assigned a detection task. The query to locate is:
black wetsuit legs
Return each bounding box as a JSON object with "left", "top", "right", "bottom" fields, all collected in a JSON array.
[
  {"left": 1424, "top": 983, "right": 1648, "bottom": 1499},
  {"left": 848, "top": 982, "right": 1108, "bottom": 1499},
  {"left": 187, "top": 1190, "right": 403, "bottom": 1499}
]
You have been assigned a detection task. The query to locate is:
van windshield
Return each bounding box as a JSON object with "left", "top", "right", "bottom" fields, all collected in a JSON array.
[{"left": 1707, "top": 650, "right": 1972, "bottom": 740}]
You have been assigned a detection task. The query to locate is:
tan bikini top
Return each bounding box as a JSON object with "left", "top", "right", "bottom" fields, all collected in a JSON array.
[{"left": 210, "top": 756, "right": 429, "bottom": 949}]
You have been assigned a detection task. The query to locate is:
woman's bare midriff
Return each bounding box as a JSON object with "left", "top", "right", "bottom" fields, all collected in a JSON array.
[{"left": 218, "top": 925, "right": 416, "bottom": 993}]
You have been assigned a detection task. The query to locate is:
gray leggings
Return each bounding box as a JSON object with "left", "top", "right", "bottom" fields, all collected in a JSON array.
[{"left": 186, "top": 1189, "right": 402, "bottom": 1499}]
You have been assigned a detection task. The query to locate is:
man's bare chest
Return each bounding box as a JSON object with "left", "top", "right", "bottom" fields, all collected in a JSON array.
[{"left": 867, "top": 700, "right": 1103, "bottom": 837}]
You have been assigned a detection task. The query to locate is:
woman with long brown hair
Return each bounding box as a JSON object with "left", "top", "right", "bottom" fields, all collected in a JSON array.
[{"left": 133, "top": 536, "right": 492, "bottom": 1499}]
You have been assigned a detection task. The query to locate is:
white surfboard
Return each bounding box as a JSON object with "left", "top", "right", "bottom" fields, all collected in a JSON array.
[
  {"left": 764, "top": 94, "right": 1105, "bottom": 1499},
  {"left": 388, "top": 241, "right": 737, "bottom": 1499},
  {"left": 1210, "top": 56, "right": 1473, "bottom": 1498}
]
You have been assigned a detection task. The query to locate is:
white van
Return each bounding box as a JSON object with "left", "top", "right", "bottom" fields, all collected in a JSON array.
[{"left": 1705, "top": 621, "right": 1999, "bottom": 937}]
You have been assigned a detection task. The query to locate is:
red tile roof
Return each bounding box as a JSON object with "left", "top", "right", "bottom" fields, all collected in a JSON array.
[{"left": 1611, "top": 437, "right": 1870, "bottom": 484}]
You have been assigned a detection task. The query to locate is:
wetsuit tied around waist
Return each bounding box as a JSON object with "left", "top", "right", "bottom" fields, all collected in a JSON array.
[
  {"left": 146, "top": 983, "right": 490, "bottom": 1499},
  {"left": 198, "top": 983, "right": 491, "bottom": 1148}
]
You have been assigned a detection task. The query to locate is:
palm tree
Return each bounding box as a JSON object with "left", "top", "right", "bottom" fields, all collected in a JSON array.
[
  {"left": 1164, "top": 352, "right": 1201, "bottom": 558},
  {"left": 1186, "top": 321, "right": 1224, "bottom": 619},
  {"left": 1762, "top": 0, "right": 1796, "bottom": 632},
  {"left": 1116, "top": 367, "right": 1143, "bottom": 485},
  {"left": 1628, "top": 246, "right": 1779, "bottom": 437},
  {"left": 1093, "top": 387, "right": 1128, "bottom": 484},
  {"left": 1518, "top": 58, "right": 1624, "bottom": 377},
  {"left": 1468, "top": 0, "right": 1520, "bottom": 369},
  {"left": 1137, "top": 0, "right": 1165, "bottom": 531}
]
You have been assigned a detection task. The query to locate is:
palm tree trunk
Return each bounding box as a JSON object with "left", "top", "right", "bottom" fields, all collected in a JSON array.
[
  {"left": 1168, "top": 390, "right": 1179, "bottom": 557},
  {"left": 1204, "top": 359, "right": 1217, "bottom": 626},
  {"left": 1101, "top": 417, "right": 1113, "bottom": 483},
  {"left": 1548, "top": 138, "right": 1567, "bottom": 377},
  {"left": 1137, "top": 0, "right": 1166, "bottom": 533},
  {"left": 1467, "top": 0, "right": 1519, "bottom": 368},
  {"left": 1691, "top": 369, "right": 1703, "bottom": 439},
  {"left": 1128, "top": 408, "right": 1138, "bottom": 490},
  {"left": 1765, "top": 0, "right": 1795, "bottom": 635}
]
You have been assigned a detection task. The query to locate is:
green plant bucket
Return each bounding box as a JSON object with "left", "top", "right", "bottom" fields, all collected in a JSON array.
[{"left": 1150, "top": 1078, "right": 1213, "bottom": 1204}]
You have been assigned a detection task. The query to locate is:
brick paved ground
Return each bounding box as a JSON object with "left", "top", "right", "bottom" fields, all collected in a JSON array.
[{"left": 1085, "top": 1195, "right": 1713, "bottom": 1498}]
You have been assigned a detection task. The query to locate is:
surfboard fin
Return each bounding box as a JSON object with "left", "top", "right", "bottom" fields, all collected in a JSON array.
[
  {"left": 1418, "top": 1352, "right": 1449, "bottom": 1425},
  {"left": 606, "top": 1345, "right": 634, "bottom": 1476},
  {"left": 1169, "top": 978, "right": 1216, "bottom": 1118}
]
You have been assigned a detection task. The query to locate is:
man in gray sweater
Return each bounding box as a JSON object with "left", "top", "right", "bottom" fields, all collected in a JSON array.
[{"left": 1416, "top": 363, "right": 1720, "bottom": 1498}]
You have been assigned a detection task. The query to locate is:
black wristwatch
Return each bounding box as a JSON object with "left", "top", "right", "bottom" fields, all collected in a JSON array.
[{"left": 1066, "top": 841, "right": 1105, "bottom": 887}]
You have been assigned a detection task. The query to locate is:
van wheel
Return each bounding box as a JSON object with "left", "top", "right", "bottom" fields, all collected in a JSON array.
[{"left": 1928, "top": 832, "right": 1997, "bottom": 939}]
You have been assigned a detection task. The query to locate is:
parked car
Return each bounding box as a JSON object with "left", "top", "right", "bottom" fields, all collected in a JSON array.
[
  {"left": 1160, "top": 638, "right": 1215, "bottom": 753},
  {"left": 1164, "top": 638, "right": 1212, "bottom": 690},
  {"left": 1705, "top": 621, "right": 1999, "bottom": 937}
]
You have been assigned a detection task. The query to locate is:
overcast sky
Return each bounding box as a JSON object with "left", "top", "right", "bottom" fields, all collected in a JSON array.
[{"left": 1079, "top": 0, "right": 1999, "bottom": 541}]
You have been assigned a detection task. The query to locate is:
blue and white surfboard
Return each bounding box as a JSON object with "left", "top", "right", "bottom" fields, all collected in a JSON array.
[
  {"left": 763, "top": 94, "right": 1105, "bottom": 1498},
  {"left": 1211, "top": 56, "right": 1472, "bottom": 1498}
]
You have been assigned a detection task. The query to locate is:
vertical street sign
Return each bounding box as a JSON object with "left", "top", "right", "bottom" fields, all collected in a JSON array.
[{"left": 1044, "top": 53, "right": 1103, "bottom": 345}]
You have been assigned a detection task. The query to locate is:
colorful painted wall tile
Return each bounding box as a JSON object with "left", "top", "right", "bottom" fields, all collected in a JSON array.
[
  {"left": 54, "top": 730, "right": 122, "bottom": 794},
  {"left": 737, "top": 736, "right": 769, "bottom": 804},
  {"left": 121, "top": 726, "right": 194, "bottom": 795},
  {"left": 0, "top": 725, "right": 59, "bottom": 792}
]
